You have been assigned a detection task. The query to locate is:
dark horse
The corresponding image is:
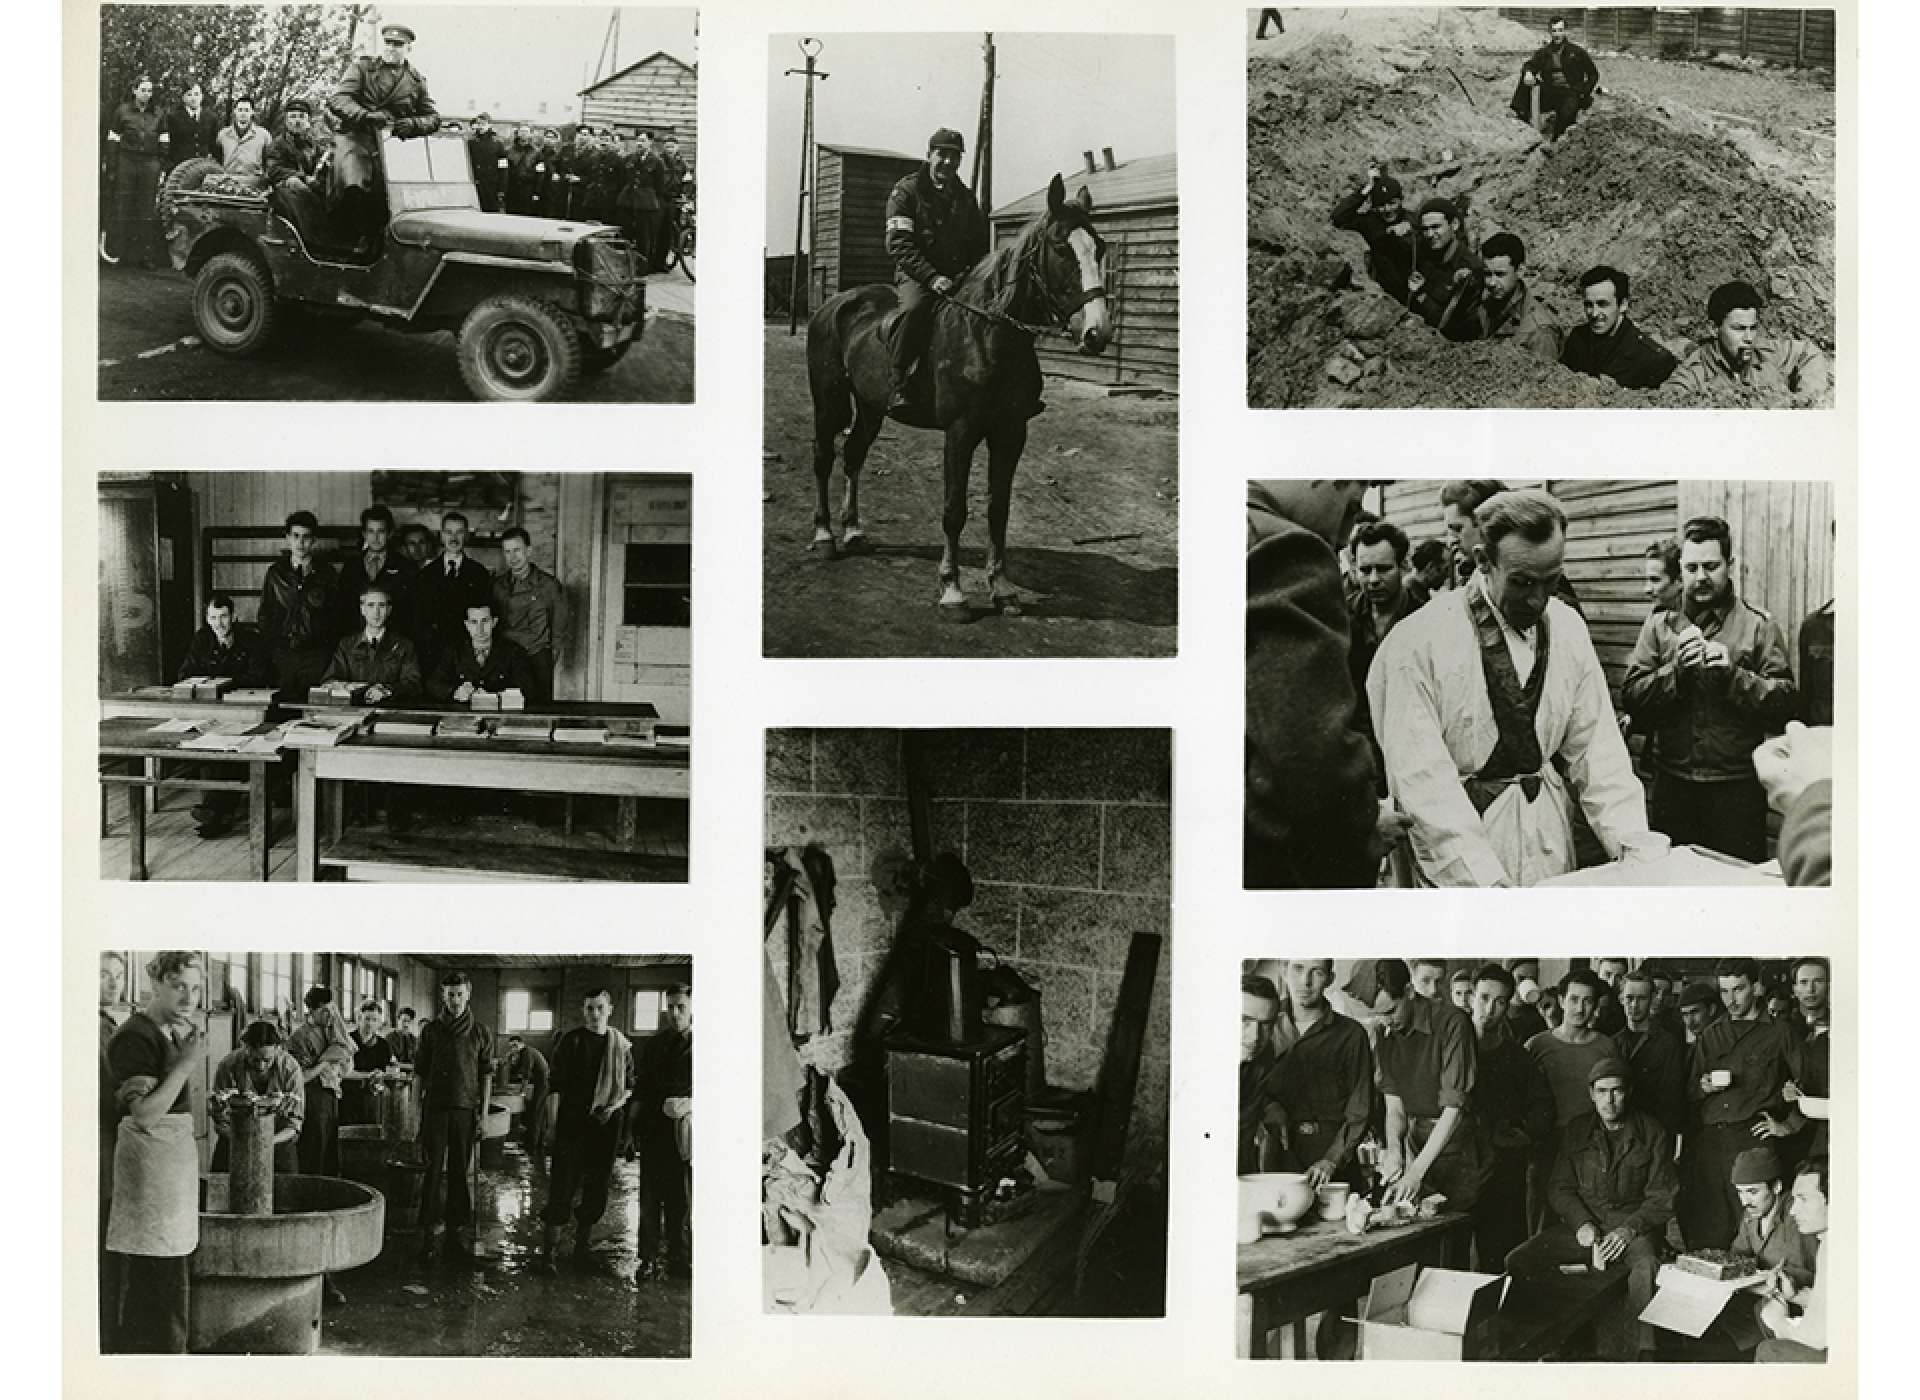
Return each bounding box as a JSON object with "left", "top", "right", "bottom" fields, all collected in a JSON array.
[{"left": 806, "top": 174, "right": 1113, "bottom": 614}]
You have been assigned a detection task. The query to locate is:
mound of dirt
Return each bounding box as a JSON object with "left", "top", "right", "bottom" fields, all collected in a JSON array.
[{"left": 1247, "top": 10, "right": 1836, "bottom": 408}]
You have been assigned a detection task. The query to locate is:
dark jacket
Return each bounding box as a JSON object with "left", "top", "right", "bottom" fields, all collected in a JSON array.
[
  {"left": 1733, "top": 1203, "right": 1819, "bottom": 1290},
  {"left": 1560, "top": 317, "right": 1679, "bottom": 390},
  {"left": 1616, "top": 1022, "right": 1689, "bottom": 1140},
  {"left": 504, "top": 139, "right": 543, "bottom": 214},
  {"left": 412, "top": 555, "right": 493, "bottom": 669},
  {"left": 265, "top": 129, "right": 323, "bottom": 186},
  {"left": 414, "top": 1012, "right": 494, "bottom": 1110},
  {"left": 618, "top": 149, "right": 666, "bottom": 214},
  {"left": 327, "top": 55, "right": 439, "bottom": 137},
  {"left": 1510, "top": 39, "right": 1600, "bottom": 119},
  {"left": 1622, "top": 595, "right": 1797, "bottom": 782},
  {"left": 468, "top": 130, "right": 507, "bottom": 209},
  {"left": 1329, "top": 187, "right": 1414, "bottom": 302},
  {"left": 335, "top": 551, "right": 416, "bottom": 640},
  {"left": 176, "top": 622, "right": 271, "bottom": 686},
  {"left": 321, "top": 629, "right": 423, "bottom": 698},
  {"left": 1779, "top": 780, "right": 1832, "bottom": 888},
  {"left": 1244, "top": 484, "right": 1380, "bottom": 888},
  {"left": 885, "top": 168, "right": 989, "bottom": 286},
  {"left": 1473, "top": 280, "right": 1562, "bottom": 361},
  {"left": 532, "top": 143, "right": 567, "bottom": 214},
  {"left": 429, "top": 636, "right": 534, "bottom": 701},
  {"left": 1410, "top": 237, "right": 1482, "bottom": 339},
  {"left": 108, "top": 101, "right": 166, "bottom": 161},
  {"left": 258, "top": 557, "right": 341, "bottom": 656},
  {"left": 633, "top": 1028, "right": 692, "bottom": 1153},
  {"left": 164, "top": 103, "right": 220, "bottom": 167},
  {"left": 1797, "top": 601, "right": 1835, "bottom": 727},
  {"left": 1548, "top": 1108, "right": 1677, "bottom": 1238}
]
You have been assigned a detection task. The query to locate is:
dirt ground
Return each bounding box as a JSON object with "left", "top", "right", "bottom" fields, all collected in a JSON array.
[
  {"left": 761, "top": 327, "right": 1178, "bottom": 659},
  {"left": 1247, "top": 8, "right": 1836, "bottom": 409}
]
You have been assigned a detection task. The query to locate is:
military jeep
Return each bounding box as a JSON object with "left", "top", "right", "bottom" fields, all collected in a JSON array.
[{"left": 161, "top": 131, "right": 646, "bottom": 401}]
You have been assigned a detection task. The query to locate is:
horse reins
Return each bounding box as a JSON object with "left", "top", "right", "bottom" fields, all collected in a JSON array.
[{"left": 939, "top": 225, "right": 1108, "bottom": 342}]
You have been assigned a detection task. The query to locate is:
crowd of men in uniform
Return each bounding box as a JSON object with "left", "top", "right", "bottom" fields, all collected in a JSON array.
[
  {"left": 1240, "top": 956, "right": 1833, "bottom": 1363},
  {"left": 102, "top": 24, "right": 691, "bottom": 268},
  {"left": 1246, "top": 479, "right": 1836, "bottom": 889},
  {"left": 174, "top": 502, "right": 569, "bottom": 839},
  {"left": 1323, "top": 16, "right": 1830, "bottom": 403},
  {"left": 101, "top": 952, "right": 694, "bottom": 1353}
]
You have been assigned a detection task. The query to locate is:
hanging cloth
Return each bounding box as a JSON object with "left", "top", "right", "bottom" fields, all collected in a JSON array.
[
  {"left": 1464, "top": 585, "right": 1553, "bottom": 813},
  {"left": 106, "top": 1113, "right": 200, "bottom": 1257}
]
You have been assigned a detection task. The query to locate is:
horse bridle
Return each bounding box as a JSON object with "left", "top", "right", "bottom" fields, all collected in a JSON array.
[{"left": 942, "top": 218, "right": 1109, "bottom": 341}]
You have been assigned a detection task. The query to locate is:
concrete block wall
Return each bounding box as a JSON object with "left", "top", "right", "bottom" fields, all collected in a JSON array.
[{"left": 766, "top": 728, "right": 1173, "bottom": 1178}]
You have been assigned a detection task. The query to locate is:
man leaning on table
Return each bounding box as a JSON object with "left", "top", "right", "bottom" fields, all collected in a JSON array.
[{"left": 321, "top": 584, "right": 422, "bottom": 703}]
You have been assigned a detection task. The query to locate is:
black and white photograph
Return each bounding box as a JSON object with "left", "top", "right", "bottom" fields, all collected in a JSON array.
[
  {"left": 97, "top": 470, "right": 691, "bottom": 882},
  {"left": 1247, "top": 7, "right": 1836, "bottom": 408},
  {"left": 763, "top": 729, "right": 1170, "bottom": 1315},
  {"left": 98, "top": 950, "right": 693, "bottom": 1355},
  {"left": 97, "top": 4, "right": 696, "bottom": 403},
  {"left": 1237, "top": 956, "right": 1834, "bottom": 1363},
  {"left": 1245, "top": 478, "right": 1837, "bottom": 888},
  {"left": 762, "top": 33, "right": 1178, "bottom": 656}
]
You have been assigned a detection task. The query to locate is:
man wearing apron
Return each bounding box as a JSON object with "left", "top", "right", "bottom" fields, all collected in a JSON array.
[{"left": 105, "top": 952, "right": 206, "bottom": 1353}]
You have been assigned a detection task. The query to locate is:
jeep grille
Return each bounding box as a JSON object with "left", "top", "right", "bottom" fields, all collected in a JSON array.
[{"left": 577, "top": 234, "right": 644, "bottom": 326}]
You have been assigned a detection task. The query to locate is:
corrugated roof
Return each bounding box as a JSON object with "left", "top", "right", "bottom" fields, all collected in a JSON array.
[
  {"left": 990, "top": 153, "right": 1177, "bottom": 222},
  {"left": 578, "top": 50, "right": 695, "bottom": 96},
  {"left": 816, "top": 142, "right": 920, "bottom": 163}
]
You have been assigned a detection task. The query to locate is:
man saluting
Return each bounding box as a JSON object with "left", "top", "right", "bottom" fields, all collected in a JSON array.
[
  {"left": 884, "top": 127, "right": 988, "bottom": 410},
  {"left": 327, "top": 23, "right": 440, "bottom": 245}
]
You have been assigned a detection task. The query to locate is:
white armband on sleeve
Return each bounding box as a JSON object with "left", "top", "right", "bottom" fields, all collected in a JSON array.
[{"left": 885, "top": 215, "right": 915, "bottom": 233}]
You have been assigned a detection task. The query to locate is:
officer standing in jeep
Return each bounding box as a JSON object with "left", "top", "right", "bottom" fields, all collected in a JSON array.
[
  {"left": 327, "top": 23, "right": 441, "bottom": 248},
  {"left": 883, "top": 127, "right": 988, "bottom": 410}
]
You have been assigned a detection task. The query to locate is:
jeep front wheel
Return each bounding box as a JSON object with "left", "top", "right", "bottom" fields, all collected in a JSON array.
[
  {"left": 457, "top": 295, "right": 582, "bottom": 402},
  {"left": 192, "top": 252, "right": 279, "bottom": 356}
]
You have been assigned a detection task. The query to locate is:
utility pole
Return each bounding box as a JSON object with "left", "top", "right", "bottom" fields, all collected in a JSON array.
[
  {"left": 972, "top": 33, "right": 995, "bottom": 217},
  {"left": 785, "top": 38, "right": 827, "bottom": 334},
  {"left": 593, "top": 8, "right": 621, "bottom": 86}
]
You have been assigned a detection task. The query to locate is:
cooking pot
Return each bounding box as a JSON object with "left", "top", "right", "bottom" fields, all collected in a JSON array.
[{"left": 1238, "top": 1172, "right": 1317, "bottom": 1243}]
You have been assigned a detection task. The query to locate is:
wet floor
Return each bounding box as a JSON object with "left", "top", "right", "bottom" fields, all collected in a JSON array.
[{"left": 321, "top": 1136, "right": 690, "bottom": 1357}]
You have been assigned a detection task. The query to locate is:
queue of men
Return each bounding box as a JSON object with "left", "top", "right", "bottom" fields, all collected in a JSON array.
[
  {"left": 1245, "top": 479, "right": 1837, "bottom": 889},
  {"left": 1324, "top": 20, "right": 1829, "bottom": 405},
  {"left": 174, "top": 504, "right": 570, "bottom": 839},
  {"left": 1240, "top": 957, "right": 1833, "bottom": 1362}
]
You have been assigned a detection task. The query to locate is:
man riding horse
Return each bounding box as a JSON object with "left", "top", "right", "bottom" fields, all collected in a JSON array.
[
  {"left": 885, "top": 127, "right": 990, "bottom": 412},
  {"left": 807, "top": 130, "right": 1113, "bottom": 619}
]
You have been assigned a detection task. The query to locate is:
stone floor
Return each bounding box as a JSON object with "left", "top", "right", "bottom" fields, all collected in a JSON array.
[{"left": 320, "top": 1136, "right": 690, "bottom": 1357}]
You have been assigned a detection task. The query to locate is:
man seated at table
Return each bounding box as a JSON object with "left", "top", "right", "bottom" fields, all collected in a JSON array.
[
  {"left": 321, "top": 584, "right": 423, "bottom": 702},
  {"left": 1506, "top": 1058, "right": 1676, "bottom": 1361},
  {"left": 209, "top": 1020, "right": 304, "bottom": 1173},
  {"left": 1756, "top": 1156, "right": 1828, "bottom": 1363},
  {"left": 1699, "top": 1145, "right": 1819, "bottom": 1357},
  {"left": 177, "top": 592, "right": 272, "bottom": 839},
  {"left": 430, "top": 600, "right": 534, "bottom": 703}
]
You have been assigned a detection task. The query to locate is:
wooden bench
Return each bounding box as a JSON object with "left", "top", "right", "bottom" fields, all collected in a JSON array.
[
  {"left": 1495, "top": 1266, "right": 1631, "bottom": 1360},
  {"left": 317, "top": 831, "right": 688, "bottom": 883}
]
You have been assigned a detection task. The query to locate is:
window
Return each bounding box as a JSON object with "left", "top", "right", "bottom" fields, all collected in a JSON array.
[
  {"left": 208, "top": 954, "right": 247, "bottom": 1012},
  {"left": 256, "top": 954, "right": 294, "bottom": 1024},
  {"left": 632, "top": 988, "right": 664, "bottom": 1034},
  {"left": 504, "top": 987, "right": 555, "bottom": 1033},
  {"left": 623, "top": 543, "right": 692, "bottom": 627}
]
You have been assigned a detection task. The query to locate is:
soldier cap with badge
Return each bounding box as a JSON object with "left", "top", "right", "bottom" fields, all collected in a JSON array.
[{"left": 927, "top": 126, "right": 966, "bottom": 154}]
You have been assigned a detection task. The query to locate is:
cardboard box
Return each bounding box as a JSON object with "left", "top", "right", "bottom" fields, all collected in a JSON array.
[
  {"left": 1357, "top": 1263, "right": 1505, "bottom": 1361},
  {"left": 307, "top": 682, "right": 370, "bottom": 706},
  {"left": 191, "top": 676, "right": 236, "bottom": 700},
  {"left": 172, "top": 676, "right": 209, "bottom": 698}
]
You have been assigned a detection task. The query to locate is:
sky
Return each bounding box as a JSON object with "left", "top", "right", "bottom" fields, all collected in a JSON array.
[
  {"left": 764, "top": 32, "right": 1175, "bottom": 250},
  {"left": 373, "top": 5, "right": 695, "bottom": 125}
]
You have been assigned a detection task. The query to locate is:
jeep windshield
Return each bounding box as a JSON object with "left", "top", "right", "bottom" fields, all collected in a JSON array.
[{"left": 384, "top": 132, "right": 478, "bottom": 214}]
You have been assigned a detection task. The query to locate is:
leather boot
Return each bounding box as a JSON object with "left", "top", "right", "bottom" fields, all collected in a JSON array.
[{"left": 535, "top": 1223, "right": 559, "bottom": 1276}]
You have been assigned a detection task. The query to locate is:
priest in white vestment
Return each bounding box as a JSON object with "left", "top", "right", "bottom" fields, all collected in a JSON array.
[{"left": 1367, "top": 489, "right": 1651, "bottom": 887}]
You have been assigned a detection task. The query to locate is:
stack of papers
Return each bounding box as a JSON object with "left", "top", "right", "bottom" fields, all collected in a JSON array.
[
  {"left": 553, "top": 725, "right": 609, "bottom": 744},
  {"left": 469, "top": 690, "right": 502, "bottom": 711},
  {"left": 607, "top": 716, "right": 657, "bottom": 744},
  {"left": 180, "top": 722, "right": 278, "bottom": 753},
  {"left": 148, "top": 719, "right": 204, "bottom": 735},
  {"left": 375, "top": 717, "right": 440, "bottom": 738},
  {"left": 439, "top": 714, "right": 490, "bottom": 738},
  {"left": 499, "top": 688, "right": 527, "bottom": 711},
  {"left": 172, "top": 676, "right": 211, "bottom": 698},
  {"left": 492, "top": 718, "right": 555, "bottom": 742},
  {"left": 308, "top": 681, "right": 370, "bottom": 706},
  {"left": 280, "top": 716, "right": 365, "bottom": 748},
  {"left": 224, "top": 687, "right": 278, "bottom": 706},
  {"left": 656, "top": 733, "right": 691, "bottom": 750}
]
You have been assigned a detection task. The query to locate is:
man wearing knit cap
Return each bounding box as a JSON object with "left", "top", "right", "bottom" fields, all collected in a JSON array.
[
  {"left": 1677, "top": 979, "right": 1721, "bottom": 1043},
  {"left": 1506, "top": 1057, "right": 1675, "bottom": 1360},
  {"left": 1704, "top": 1145, "right": 1820, "bottom": 1355},
  {"left": 1328, "top": 163, "right": 1414, "bottom": 302}
]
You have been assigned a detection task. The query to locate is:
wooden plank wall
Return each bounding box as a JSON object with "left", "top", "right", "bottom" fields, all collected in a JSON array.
[
  {"left": 991, "top": 202, "right": 1179, "bottom": 390},
  {"left": 1498, "top": 8, "right": 1836, "bottom": 67},
  {"left": 1677, "top": 479, "right": 1835, "bottom": 661},
  {"left": 580, "top": 59, "right": 698, "bottom": 159},
  {"left": 812, "top": 149, "right": 920, "bottom": 303}
]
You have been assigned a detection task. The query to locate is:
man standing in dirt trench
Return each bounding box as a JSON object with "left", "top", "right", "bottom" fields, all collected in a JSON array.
[{"left": 1510, "top": 16, "right": 1600, "bottom": 139}]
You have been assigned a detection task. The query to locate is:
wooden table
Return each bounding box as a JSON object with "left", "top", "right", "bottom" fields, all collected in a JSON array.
[
  {"left": 293, "top": 724, "right": 690, "bottom": 882},
  {"left": 100, "top": 691, "right": 283, "bottom": 817},
  {"left": 1237, "top": 1213, "right": 1471, "bottom": 1359},
  {"left": 97, "top": 718, "right": 286, "bottom": 881}
]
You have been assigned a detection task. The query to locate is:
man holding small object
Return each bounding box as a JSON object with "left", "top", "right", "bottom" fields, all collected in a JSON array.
[
  {"left": 1265, "top": 960, "right": 1374, "bottom": 1189},
  {"left": 1372, "top": 959, "right": 1487, "bottom": 1226},
  {"left": 321, "top": 584, "right": 423, "bottom": 704},
  {"left": 1405, "top": 197, "right": 1481, "bottom": 339},
  {"left": 1509, "top": 16, "right": 1599, "bottom": 139},
  {"left": 431, "top": 600, "right": 534, "bottom": 703},
  {"left": 1756, "top": 1157, "right": 1828, "bottom": 1362},
  {"left": 210, "top": 1021, "right": 304, "bottom": 1173},
  {"left": 1668, "top": 280, "right": 1830, "bottom": 401},
  {"left": 1506, "top": 1058, "right": 1673, "bottom": 1360},
  {"left": 1701, "top": 1145, "right": 1818, "bottom": 1356}
]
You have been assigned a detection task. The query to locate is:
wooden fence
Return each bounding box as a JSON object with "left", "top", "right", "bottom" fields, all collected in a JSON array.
[{"left": 1497, "top": 8, "right": 1836, "bottom": 68}]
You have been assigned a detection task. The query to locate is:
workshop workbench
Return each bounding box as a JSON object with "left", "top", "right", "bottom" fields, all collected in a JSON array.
[
  {"left": 1237, "top": 1213, "right": 1472, "bottom": 1359},
  {"left": 97, "top": 718, "right": 287, "bottom": 881}
]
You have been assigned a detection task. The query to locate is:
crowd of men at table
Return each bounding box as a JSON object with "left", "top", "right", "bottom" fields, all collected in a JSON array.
[
  {"left": 1246, "top": 481, "right": 1835, "bottom": 889},
  {"left": 1240, "top": 957, "right": 1831, "bottom": 1362},
  {"left": 168, "top": 504, "right": 570, "bottom": 839},
  {"left": 100, "top": 951, "right": 693, "bottom": 1354}
]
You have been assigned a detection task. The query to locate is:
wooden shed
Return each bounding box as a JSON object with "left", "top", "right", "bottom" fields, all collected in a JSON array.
[
  {"left": 1497, "top": 8, "right": 1836, "bottom": 69},
  {"left": 990, "top": 152, "right": 1178, "bottom": 391},
  {"left": 1376, "top": 479, "right": 1835, "bottom": 699},
  {"left": 578, "top": 51, "right": 698, "bottom": 158},
  {"left": 808, "top": 143, "right": 923, "bottom": 308}
]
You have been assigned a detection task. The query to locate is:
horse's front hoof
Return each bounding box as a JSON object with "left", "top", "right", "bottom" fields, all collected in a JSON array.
[
  {"left": 840, "top": 531, "right": 873, "bottom": 556},
  {"left": 810, "top": 530, "right": 838, "bottom": 560}
]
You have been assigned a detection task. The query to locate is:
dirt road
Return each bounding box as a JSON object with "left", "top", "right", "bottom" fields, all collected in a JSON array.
[
  {"left": 95, "top": 264, "right": 694, "bottom": 403},
  {"left": 761, "top": 327, "right": 1178, "bottom": 659}
]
